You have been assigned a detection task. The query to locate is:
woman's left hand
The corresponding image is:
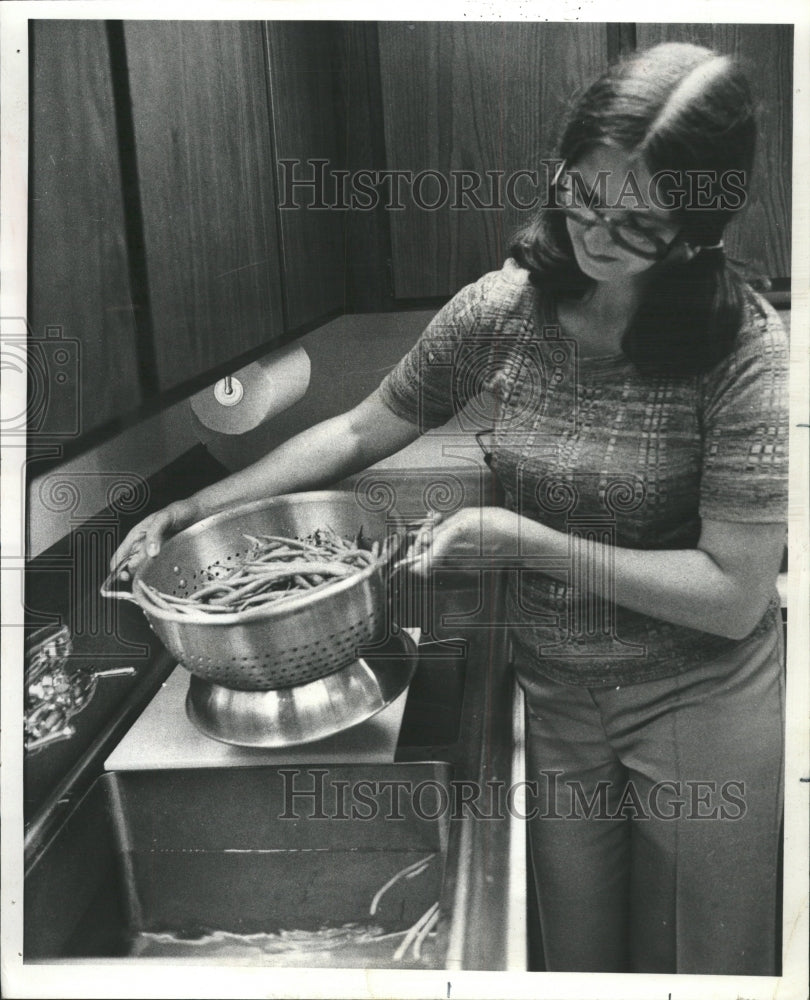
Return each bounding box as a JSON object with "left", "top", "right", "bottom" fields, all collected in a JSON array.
[{"left": 402, "top": 506, "right": 520, "bottom": 577}]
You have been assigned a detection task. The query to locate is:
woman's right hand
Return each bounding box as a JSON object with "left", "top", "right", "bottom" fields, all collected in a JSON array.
[{"left": 108, "top": 498, "right": 199, "bottom": 582}]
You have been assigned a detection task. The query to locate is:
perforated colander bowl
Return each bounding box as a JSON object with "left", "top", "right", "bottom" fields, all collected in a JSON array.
[{"left": 101, "top": 491, "right": 401, "bottom": 691}]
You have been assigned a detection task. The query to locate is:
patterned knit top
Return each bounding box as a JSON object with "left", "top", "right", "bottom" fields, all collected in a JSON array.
[{"left": 378, "top": 258, "right": 789, "bottom": 687}]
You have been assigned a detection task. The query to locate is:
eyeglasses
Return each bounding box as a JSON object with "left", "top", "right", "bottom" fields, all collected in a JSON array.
[{"left": 552, "top": 165, "right": 680, "bottom": 262}]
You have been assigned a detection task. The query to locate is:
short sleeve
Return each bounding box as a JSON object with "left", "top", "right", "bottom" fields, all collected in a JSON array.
[
  {"left": 377, "top": 278, "right": 486, "bottom": 431},
  {"left": 698, "top": 295, "right": 789, "bottom": 523}
]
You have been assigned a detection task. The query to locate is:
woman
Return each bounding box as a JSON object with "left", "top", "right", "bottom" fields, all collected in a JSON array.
[{"left": 112, "top": 43, "right": 788, "bottom": 975}]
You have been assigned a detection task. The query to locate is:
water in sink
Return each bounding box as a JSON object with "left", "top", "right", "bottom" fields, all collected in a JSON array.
[{"left": 124, "top": 847, "right": 442, "bottom": 967}]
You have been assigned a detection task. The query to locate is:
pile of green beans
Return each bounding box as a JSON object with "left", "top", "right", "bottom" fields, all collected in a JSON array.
[{"left": 137, "top": 528, "right": 380, "bottom": 616}]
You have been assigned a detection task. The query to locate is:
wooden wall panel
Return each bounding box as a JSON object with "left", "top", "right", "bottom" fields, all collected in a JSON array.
[
  {"left": 264, "top": 22, "right": 347, "bottom": 330},
  {"left": 636, "top": 24, "right": 792, "bottom": 281},
  {"left": 29, "top": 21, "right": 141, "bottom": 436},
  {"left": 123, "top": 21, "right": 284, "bottom": 392},
  {"left": 334, "top": 22, "right": 394, "bottom": 313},
  {"left": 378, "top": 22, "right": 609, "bottom": 299}
]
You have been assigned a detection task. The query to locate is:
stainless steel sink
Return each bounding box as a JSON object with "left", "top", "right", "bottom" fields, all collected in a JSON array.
[
  {"left": 25, "top": 573, "right": 526, "bottom": 972},
  {"left": 25, "top": 763, "right": 451, "bottom": 967}
]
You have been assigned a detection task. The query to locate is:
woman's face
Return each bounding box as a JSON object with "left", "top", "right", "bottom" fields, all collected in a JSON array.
[{"left": 561, "top": 146, "right": 682, "bottom": 283}]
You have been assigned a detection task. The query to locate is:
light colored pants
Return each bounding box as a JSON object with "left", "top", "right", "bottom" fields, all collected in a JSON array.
[{"left": 517, "top": 625, "right": 785, "bottom": 975}]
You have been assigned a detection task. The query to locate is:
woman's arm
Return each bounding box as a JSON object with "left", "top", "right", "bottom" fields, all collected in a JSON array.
[
  {"left": 111, "top": 389, "right": 420, "bottom": 570},
  {"left": 418, "top": 507, "right": 786, "bottom": 640},
  {"left": 185, "top": 389, "right": 420, "bottom": 520},
  {"left": 111, "top": 268, "right": 490, "bottom": 575}
]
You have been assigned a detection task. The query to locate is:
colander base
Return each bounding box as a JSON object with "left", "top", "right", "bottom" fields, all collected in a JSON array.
[{"left": 185, "top": 630, "right": 418, "bottom": 747}]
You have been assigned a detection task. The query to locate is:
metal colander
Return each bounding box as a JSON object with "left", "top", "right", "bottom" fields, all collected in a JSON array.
[{"left": 101, "top": 491, "right": 402, "bottom": 691}]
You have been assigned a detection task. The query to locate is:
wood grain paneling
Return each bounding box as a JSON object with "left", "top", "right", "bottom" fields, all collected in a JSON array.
[
  {"left": 123, "top": 21, "right": 284, "bottom": 392},
  {"left": 378, "top": 22, "right": 609, "bottom": 298},
  {"left": 334, "top": 22, "right": 394, "bottom": 313},
  {"left": 29, "top": 21, "right": 142, "bottom": 436},
  {"left": 635, "top": 24, "right": 792, "bottom": 281},
  {"left": 264, "top": 22, "right": 347, "bottom": 329}
]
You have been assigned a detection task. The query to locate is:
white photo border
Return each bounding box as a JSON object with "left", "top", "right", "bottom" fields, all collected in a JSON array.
[{"left": 2, "top": 2, "right": 807, "bottom": 999}]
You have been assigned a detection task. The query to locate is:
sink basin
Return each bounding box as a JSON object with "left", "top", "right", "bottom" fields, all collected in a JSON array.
[
  {"left": 24, "top": 574, "right": 526, "bottom": 975},
  {"left": 25, "top": 763, "right": 451, "bottom": 968}
]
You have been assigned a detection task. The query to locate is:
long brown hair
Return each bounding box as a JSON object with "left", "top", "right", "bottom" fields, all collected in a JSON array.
[{"left": 511, "top": 43, "right": 759, "bottom": 377}]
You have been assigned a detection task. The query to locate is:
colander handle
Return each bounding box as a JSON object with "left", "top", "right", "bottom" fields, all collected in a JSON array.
[
  {"left": 384, "top": 516, "right": 442, "bottom": 578},
  {"left": 100, "top": 561, "right": 141, "bottom": 604}
]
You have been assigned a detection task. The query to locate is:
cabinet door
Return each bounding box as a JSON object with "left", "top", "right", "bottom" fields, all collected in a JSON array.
[
  {"left": 378, "top": 22, "right": 609, "bottom": 299},
  {"left": 636, "top": 24, "right": 792, "bottom": 282},
  {"left": 123, "top": 21, "right": 284, "bottom": 393},
  {"left": 264, "top": 22, "right": 347, "bottom": 331},
  {"left": 29, "top": 21, "right": 141, "bottom": 436}
]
